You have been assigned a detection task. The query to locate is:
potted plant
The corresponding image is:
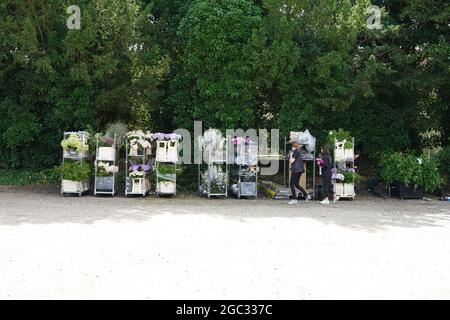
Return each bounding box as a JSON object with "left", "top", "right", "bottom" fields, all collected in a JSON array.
[
  {"left": 198, "top": 129, "right": 227, "bottom": 163},
  {"left": 60, "top": 160, "right": 91, "bottom": 193},
  {"left": 380, "top": 152, "right": 442, "bottom": 199},
  {"left": 95, "top": 161, "right": 118, "bottom": 192},
  {"left": 333, "top": 168, "right": 360, "bottom": 198},
  {"left": 126, "top": 130, "right": 153, "bottom": 156},
  {"left": 61, "top": 133, "right": 89, "bottom": 158},
  {"left": 96, "top": 133, "right": 116, "bottom": 161},
  {"left": 127, "top": 163, "right": 152, "bottom": 194},
  {"left": 156, "top": 163, "right": 177, "bottom": 194},
  {"left": 200, "top": 166, "right": 227, "bottom": 195},
  {"left": 328, "top": 129, "right": 354, "bottom": 161}
]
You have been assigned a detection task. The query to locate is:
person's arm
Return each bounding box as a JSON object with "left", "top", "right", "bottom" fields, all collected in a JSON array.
[{"left": 289, "top": 150, "right": 298, "bottom": 164}]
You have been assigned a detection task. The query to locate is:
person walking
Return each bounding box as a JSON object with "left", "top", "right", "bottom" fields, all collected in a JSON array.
[
  {"left": 320, "top": 144, "right": 333, "bottom": 204},
  {"left": 288, "top": 141, "right": 311, "bottom": 205}
]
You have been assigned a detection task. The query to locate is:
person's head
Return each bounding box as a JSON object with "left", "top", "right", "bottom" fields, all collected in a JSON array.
[
  {"left": 291, "top": 141, "right": 300, "bottom": 149},
  {"left": 321, "top": 144, "right": 330, "bottom": 155}
]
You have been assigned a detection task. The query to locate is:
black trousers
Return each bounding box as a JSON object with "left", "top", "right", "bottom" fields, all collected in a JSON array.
[
  {"left": 322, "top": 169, "right": 332, "bottom": 198},
  {"left": 290, "top": 171, "right": 308, "bottom": 199}
]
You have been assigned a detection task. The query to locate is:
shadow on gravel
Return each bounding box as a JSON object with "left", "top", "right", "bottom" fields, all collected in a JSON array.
[{"left": 0, "top": 186, "right": 449, "bottom": 231}]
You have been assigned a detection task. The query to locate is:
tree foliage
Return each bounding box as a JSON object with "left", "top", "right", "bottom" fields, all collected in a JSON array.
[{"left": 0, "top": 0, "right": 448, "bottom": 170}]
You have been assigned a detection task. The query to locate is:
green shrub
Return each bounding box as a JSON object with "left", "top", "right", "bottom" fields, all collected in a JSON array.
[
  {"left": 380, "top": 152, "right": 442, "bottom": 193},
  {"left": 0, "top": 168, "right": 60, "bottom": 186},
  {"left": 438, "top": 146, "right": 450, "bottom": 178}
]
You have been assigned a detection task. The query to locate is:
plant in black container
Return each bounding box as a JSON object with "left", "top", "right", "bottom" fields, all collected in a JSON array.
[{"left": 380, "top": 152, "right": 442, "bottom": 199}]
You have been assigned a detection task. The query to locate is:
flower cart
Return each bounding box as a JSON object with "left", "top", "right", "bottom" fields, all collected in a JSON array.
[
  {"left": 153, "top": 133, "right": 181, "bottom": 197},
  {"left": 230, "top": 137, "right": 258, "bottom": 199},
  {"left": 283, "top": 131, "right": 317, "bottom": 199},
  {"left": 60, "top": 131, "right": 91, "bottom": 196},
  {"left": 332, "top": 136, "right": 357, "bottom": 200},
  {"left": 125, "top": 131, "right": 153, "bottom": 197},
  {"left": 94, "top": 134, "right": 118, "bottom": 196},
  {"left": 198, "top": 129, "right": 229, "bottom": 198}
]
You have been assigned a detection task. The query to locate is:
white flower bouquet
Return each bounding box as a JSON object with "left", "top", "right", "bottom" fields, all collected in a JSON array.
[{"left": 126, "top": 130, "right": 153, "bottom": 156}]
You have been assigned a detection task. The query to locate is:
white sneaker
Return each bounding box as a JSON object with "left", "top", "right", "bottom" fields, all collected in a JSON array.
[
  {"left": 306, "top": 195, "right": 312, "bottom": 202},
  {"left": 288, "top": 199, "right": 298, "bottom": 205},
  {"left": 320, "top": 199, "right": 330, "bottom": 205}
]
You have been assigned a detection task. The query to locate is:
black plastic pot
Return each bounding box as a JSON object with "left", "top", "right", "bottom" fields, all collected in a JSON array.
[{"left": 391, "top": 182, "right": 424, "bottom": 199}]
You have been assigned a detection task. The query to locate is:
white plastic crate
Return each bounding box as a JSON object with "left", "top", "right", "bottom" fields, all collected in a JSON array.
[
  {"left": 97, "top": 147, "right": 115, "bottom": 161},
  {"left": 62, "top": 180, "right": 89, "bottom": 193},
  {"left": 166, "top": 140, "right": 178, "bottom": 163},
  {"left": 130, "top": 178, "right": 149, "bottom": 194},
  {"left": 334, "top": 183, "right": 355, "bottom": 198},
  {"left": 158, "top": 181, "right": 176, "bottom": 194}
]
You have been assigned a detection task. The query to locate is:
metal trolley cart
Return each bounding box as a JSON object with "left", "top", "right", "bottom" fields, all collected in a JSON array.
[
  {"left": 333, "top": 137, "right": 356, "bottom": 200},
  {"left": 94, "top": 134, "right": 118, "bottom": 196},
  {"left": 125, "top": 136, "right": 151, "bottom": 197},
  {"left": 155, "top": 139, "right": 179, "bottom": 197},
  {"left": 231, "top": 140, "right": 258, "bottom": 199},
  {"left": 198, "top": 137, "right": 229, "bottom": 198},
  {"left": 61, "top": 131, "right": 90, "bottom": 197}
]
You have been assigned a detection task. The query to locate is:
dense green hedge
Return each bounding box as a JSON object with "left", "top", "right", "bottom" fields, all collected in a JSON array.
[{"left": 0, "top": 0, "right": 448, "bottom": 170}]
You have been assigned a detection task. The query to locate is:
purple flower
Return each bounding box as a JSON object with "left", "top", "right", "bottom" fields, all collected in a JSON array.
[{"left": 152, "top": 133, "right": 166, "bottom": 141}]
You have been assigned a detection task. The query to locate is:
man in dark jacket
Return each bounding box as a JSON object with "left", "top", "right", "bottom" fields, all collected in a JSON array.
[{"left": 288, "top": 141, "right": 311, "bottom": 205}]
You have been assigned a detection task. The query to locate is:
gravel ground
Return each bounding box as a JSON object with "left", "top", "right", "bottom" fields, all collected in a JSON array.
[{"left": 0, "top": 187, "right": 449, "bottom": 300}]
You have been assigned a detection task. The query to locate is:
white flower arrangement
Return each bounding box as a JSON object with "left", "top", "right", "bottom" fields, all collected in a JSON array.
[
  {"left": 200, "top": 166, "right": 227, "bottom": 194},
  {"left": 198, "top": 128, "right": 226, "bottom": 151},
  {"left": 96, "top": 161, "right": 119, "bottom": 176},
  {"left": 126, "top": 130, "right": 153, "bottom": 155},
  {"left": 129, "top": 170, "right": 145, "bottom": 178},
  {"left": 61, "top": 133, "right": 89, "bottom": 152}
]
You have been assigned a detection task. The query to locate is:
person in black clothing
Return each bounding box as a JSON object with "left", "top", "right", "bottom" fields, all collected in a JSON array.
[
  {"left": 288, "top": 141, "right": 311, "bottom": 205},
  {"left": 320, "top": 144, "right": 333, "bottom": 204}
]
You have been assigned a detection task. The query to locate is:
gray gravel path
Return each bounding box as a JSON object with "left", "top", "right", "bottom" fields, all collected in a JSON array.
[{"left": 1, "top": 188, "right": 449, "bottom": 299}]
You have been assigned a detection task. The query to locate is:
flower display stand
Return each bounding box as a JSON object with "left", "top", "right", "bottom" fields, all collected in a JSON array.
[
  {"left": 94, "top": 134, "right": 118, "bottom": 196},
  {"left": 125, "top": 132, "right": 152, "bottom": 197},
  {"left": 332, "top": 137, "right": 356, "bottom": 200},
  {"left": 153, "top": 134, "right": 180, "bottom": 197},
  {"left": 61, "top": 131, "right": 90, "bottom": 197},
  {"left": 198, "top": 144, "right": 229, "bottom": 198},
  {"left": 232, "top": 141, "right": 258, "bottom": 199}
]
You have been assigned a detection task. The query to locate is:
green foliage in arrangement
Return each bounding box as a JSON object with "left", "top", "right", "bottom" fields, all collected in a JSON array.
[
  {"left": 341, "top": 171, "right": 362, "bottom": 184},
  {"left": 61, "top": 133, "right": 89, "bottom": 152},
  {"left": 380, "top": 152, "right": 442, "bottom": 192},
  {"left": 59, "top": 160, "right": 91, "bottom": 182},
  {"left": 327, "top": 129, "right": 354, "bottom": 149},
  {"left": 157, "top": 164, "right": 182, "bottom": 182}
]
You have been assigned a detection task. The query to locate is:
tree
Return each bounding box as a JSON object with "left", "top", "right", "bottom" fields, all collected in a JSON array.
[
  {"left": 0, "top": 0, "right": 140, "bottom": 168},
  {"left": 170, "top": 0, "right": 262, "bottom": 131}
]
